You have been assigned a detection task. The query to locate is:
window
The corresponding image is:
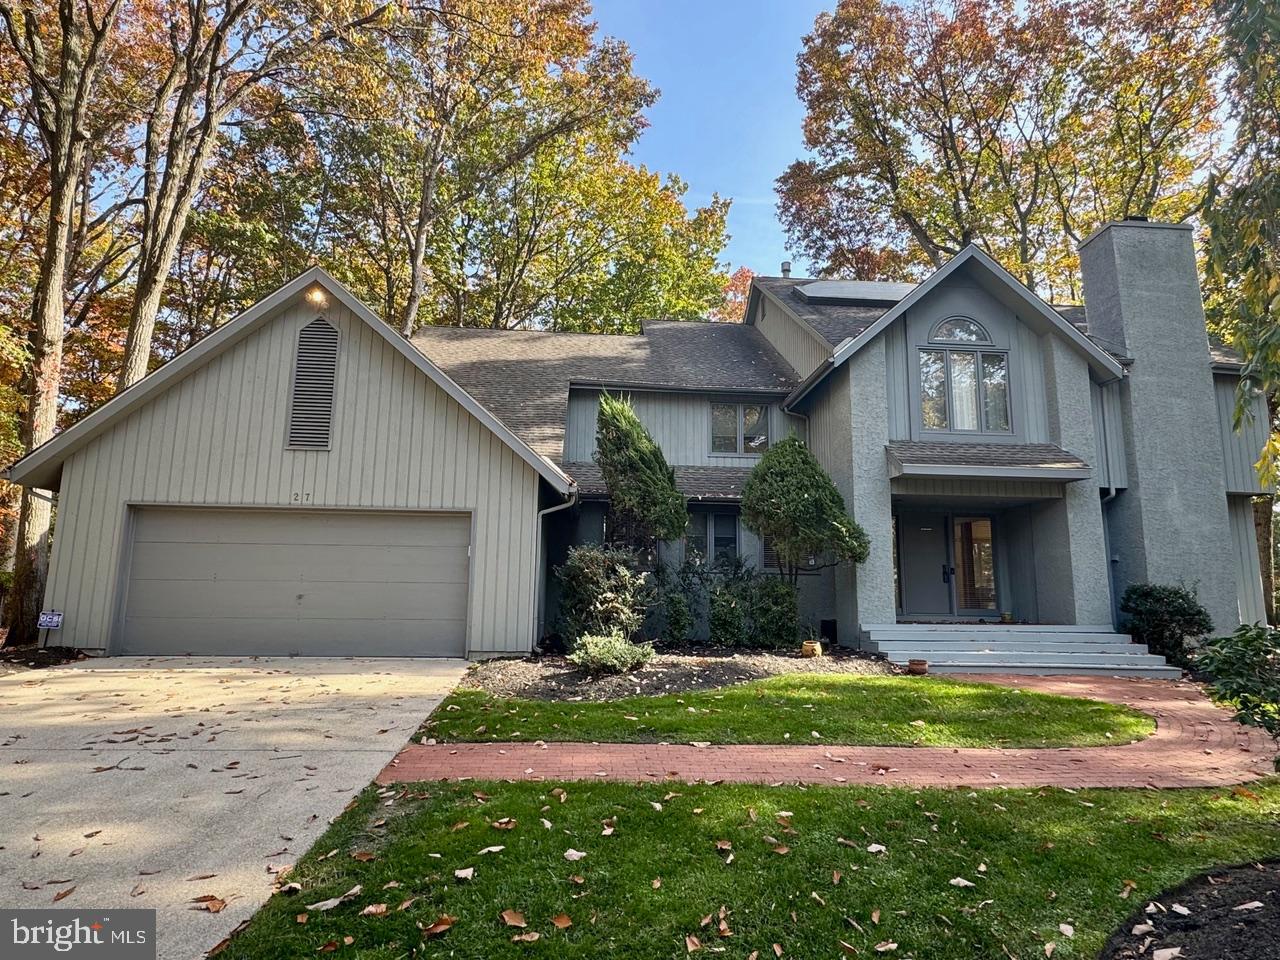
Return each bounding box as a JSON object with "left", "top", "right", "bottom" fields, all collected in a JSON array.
[
  {"left": 711, "top": 402, "right": 770, "bottom": 454},
  {"left": 288, "top": 317, "right": 339, "bottom": 448},
  {"left": 918, "top": 317, "right": 1010, "bottom": 433},
  {"left": 685, "top": 513, "right": 737, "bottom": 563}
]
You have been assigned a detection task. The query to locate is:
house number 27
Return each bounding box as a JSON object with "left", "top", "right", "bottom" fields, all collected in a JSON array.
[{"left": 291, "top": 492, "right": 313, "bottom": 503}]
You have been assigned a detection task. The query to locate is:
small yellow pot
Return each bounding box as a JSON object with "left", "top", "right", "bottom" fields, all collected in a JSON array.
[{"left": 801, "top": 639, "right": 823, "bottom": 658}]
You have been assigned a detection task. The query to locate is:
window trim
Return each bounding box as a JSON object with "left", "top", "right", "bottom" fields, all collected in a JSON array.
[
  {"left": 685, "top": 512, "right": 738, "bottom": 564},
  {"left": 709, "top": 401, "right": 770, "bottom": 456},
  {"left": 929, "top": 315, "right": 993, "bottom": 344},
  {"left": 918, "top": 346, "right": 1013, "bottom": 436}
]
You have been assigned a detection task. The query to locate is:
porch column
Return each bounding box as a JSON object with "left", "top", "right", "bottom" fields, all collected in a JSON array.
[
  {"left": 846, "top": 340, "right": 897, "bottom": 633},
  {"left": 1041, "top": 336, "right": 1112, "bottom": 624}
]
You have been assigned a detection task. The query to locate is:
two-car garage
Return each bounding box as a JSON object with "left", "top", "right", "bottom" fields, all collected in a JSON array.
[{"left": 118, "top": 508, "right": 472, "bottom": 657}]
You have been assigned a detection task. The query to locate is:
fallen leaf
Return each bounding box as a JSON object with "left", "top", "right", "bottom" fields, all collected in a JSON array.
[
  {"left": 652, "top": 877, "right": 662, "bottom": 889},
  {"left": 875, "top": 942, "right": 898, "bottom": 953},
  {"left": 871, "top": 909, "right": 881, "bottom": 925},
  {"left": 351, "top": 851, "right": 376, "bottom": 862},
  {"left": 686, "top": 934, "right": 702, "bottom": 952},
  {"left": 422, "top": 915, "right": 455, "bottom": 938},
  {"left": 129, "top": 884, "right": 145, "bottom": 898},
  {"left": 1119, "top": 879, "right": 1138, "bottom": 899},
  {"left": 1152, "top": 949, "right": 1182, "bottom": 960},
  {"left": 867, "top": 844, "right": 887, "bottom": 855},
  {"left": 307, "top": 885, "right": 362, "bottom": 912},
  {"left": 478, "top": 846, "right": 505, "bottom": 855},
  {"left": 191, "top": 895, "right": 227, "bottom": 913},
  {"left": 772, "top": 845, "right": 790, "bottom": 856},
  {"left": 454, "top": 867, "right": 474, "bottom": 881},
  {"left": 773, "top": 945, "right": 783, "bottom": 957},
  {"left": 552, "top": 913, "right": 573, "bottom": 929},
  {"left": 52, "top": 886, "right": 76, "bottom": 903},
  {"left": 359, "top": 903, "right": 387, "bottom": 917},
  {"left": 1044, "top": 943, "right": 1056, "bottom": 957},
  {"left": 501, "top": 909, "right": 527, "bottom": 928},
  {"left": 715, "top": 840, "right": 733, "bottom": 852},
  {"left": 493, "top": 818, "right": 517, "bottom": 830},
  {"left": 839, "top": 941, "right": 858, "bottom": 956},
  {"left": 295, "top": 913, "right": 308, "bottom": 924},
  {"left": 1170, "top": 903, "right": 1191, "bottom": 916},
  {"left": 450, "top": 821, "right": 469, "bottom": 832},
  {"left": 512, "top": 931, "right": 540, "bottom": 943},
  {"left": 317, "top": 940, "right": 338, "bottom": 953},
  {"left": 563, "top": 848, "right": 586, "bottom": 862},
  {"left": 1233, "top": 901, "right": 1264, "bottom": 911},
  {"left": 187, "top": 873, "right": 217, "bottom": 881},
  {"left": 568, "top": 875, "right": 585, "bottom": 885},
  {"left": 949, "top": 877, "right": 976, "bottom": 888},
  {"left": 1059, "top": 923, "right": 1074, "bottom": 938}
]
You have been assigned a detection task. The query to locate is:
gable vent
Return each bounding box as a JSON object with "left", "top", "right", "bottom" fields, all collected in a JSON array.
[{"left": 287, "top": 317, "right": 339, "bottom": 448}]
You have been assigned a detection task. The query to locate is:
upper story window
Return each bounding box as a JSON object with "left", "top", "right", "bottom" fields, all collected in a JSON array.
[
  {"left": 287, "top": 317, "right": 339, "bottom": 448},
  {"left": 711, "top": 402, "right": 769, "bottom": 455},
  {"left": 919, "top": 317, "right": 1010, "bottom": 433}
]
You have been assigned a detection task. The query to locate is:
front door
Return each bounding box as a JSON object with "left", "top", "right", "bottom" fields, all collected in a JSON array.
[
  {"left": 896, "top": 511, "right": 952, "bottom": 615},
  {"left": 895, "top": 511, "right": 1000, "bottom": 619}
]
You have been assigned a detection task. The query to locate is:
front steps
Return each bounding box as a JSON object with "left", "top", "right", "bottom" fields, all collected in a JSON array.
[{"left": 862, "top": 623, "right": 1182, "bottom": 678}]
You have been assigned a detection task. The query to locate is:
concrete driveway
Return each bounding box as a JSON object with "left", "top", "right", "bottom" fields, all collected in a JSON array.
[{"left": 0, "top": 656, "right": 466, "bottom": 959}]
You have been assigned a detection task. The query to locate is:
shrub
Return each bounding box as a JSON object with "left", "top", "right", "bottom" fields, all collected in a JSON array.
[
  {"left": 709, "top": 583, "right": 747, "bottom": 647},
  {"left": 1119, "top": 583, "right": 1213, "bottom": 667},
  {"left": 568, "top": 632, "right": 654, "bottom": 675},
  {"left": 595, "top": 392, "right": 686, "bottom": 544},
  {"left": 746, "top": 577, "right": 800, "bottom": 647},
  {"left": 1198, "top": 623, "right": 1280, "bottom": 769},
  {"left": 662, "top": 590, "right": 694, "bottom": 645},
  {"left": 741, "top": 434, "right": 870, "bottom": 582},
  {"left": 555, "top": 544, "right": 654, "bottom": 643}
]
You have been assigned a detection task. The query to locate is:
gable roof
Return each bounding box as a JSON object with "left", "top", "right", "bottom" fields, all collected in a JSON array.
[
  {"left": 410, "top": 320, "right": 798, "bottom": 466},
  {"left": 764, "top": 247, "right": 1128, "bottom": 411},
  {"left": 4, "top": 268, "right": 575, "bottom": 495}
]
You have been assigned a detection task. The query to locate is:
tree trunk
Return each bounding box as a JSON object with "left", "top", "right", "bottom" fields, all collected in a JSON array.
[
  {"left": 5, "top": 178, "right": 74, "bottom": 645},
  {"left": 1254, "top": 495, "right": 1276, "bottom": 623},
  {"left": 117, "top": 263, "right": 170, "bottom": 389}
]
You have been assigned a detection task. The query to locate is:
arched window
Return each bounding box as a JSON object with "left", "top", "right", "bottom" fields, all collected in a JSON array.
[
  {"left": 287, "top": 317, "right": 339, "bottom": 448},
  {"left": 930, "top": 316, "right": 991, "bottom": 343},
  {"left": 918, "top": 317, "right": 1010, "bottom": 433}
]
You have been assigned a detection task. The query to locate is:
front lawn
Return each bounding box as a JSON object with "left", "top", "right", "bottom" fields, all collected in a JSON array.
[
  {"left": 423, "top": 674, "right": 1154, "bottom": 748},
  {"left": 219, "top": 779, "right": 1280, "bottom": 959}
]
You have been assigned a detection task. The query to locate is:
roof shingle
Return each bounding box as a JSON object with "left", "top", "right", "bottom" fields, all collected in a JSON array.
[
  {"left": 410, "top": 321, "right": 798, "bottom": 468},
  {"left": 564, "top": 461, "right": 754, "bottom": 501}
]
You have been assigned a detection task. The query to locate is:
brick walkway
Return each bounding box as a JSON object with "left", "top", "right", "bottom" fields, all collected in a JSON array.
[{"left": 378, "top": 674, "right": 1275, "bottom": 790}]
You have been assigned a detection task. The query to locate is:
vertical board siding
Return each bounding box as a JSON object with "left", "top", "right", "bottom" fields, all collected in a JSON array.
[
  {"left": 1216, "top": 374, "right": 1271, "bottom": 495},
  {"left": 44, "top": 298, "right": 541, "bottom": 655},
  {"left": 754, "top": 297, "right": 831, "bottom": 378},
  {"left": 1228, "top": 494, "right": 1267, "bottom": 624},
  {"left": 884, "top": 323, "right": 909, "bottom": 440},
  {"left": 563, "top": 388, "right": 802, "bottom": 465},
  {"left": 1089, "top": 380, "right": 1128, "bottom": 490}
]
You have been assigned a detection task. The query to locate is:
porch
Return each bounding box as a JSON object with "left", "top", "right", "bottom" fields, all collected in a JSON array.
[{"left": 880, "top": 479, "right": 1180, "bottom": 677}]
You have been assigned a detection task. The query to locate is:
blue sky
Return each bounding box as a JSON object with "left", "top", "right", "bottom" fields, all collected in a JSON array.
[{"left": 592, "top": 0, "right": 831, "bottom": 278}]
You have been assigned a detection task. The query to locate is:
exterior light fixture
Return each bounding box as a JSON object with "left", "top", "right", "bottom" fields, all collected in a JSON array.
[{"left": 306, "top": 287, "right": 328, "bottom": 308}]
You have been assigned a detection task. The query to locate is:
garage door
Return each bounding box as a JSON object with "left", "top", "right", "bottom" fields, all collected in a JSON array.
[{"left": 119, "top": 508, "right": 470, "bottom": 656}]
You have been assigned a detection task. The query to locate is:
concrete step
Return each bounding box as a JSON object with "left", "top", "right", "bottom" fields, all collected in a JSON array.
[
  {"left": 894, "top": 649, "right": 1165, "bottom": 666},
  {"left": 926, "top": 661, "right": 1183, "bottom": 679},
  {"left": 863, "top": 623, "right": 1121, "bottom": 635},
  {"left": 869, "top": 638, "right": 1145, "bottom": 655},
  {"left": 867, "top": 631, "right": 1129, "bottom": 646}
]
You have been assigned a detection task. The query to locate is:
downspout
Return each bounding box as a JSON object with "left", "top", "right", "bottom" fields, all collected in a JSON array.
[{"left": 533, "top": 487, "right": 578, "bottom": 650}]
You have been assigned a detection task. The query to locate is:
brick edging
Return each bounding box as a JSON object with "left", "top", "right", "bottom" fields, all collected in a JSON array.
[{"left": 378, "top": 674, "right": 1274, "bottom": 790}]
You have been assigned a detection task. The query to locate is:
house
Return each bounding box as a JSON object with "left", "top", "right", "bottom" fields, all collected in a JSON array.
[{"left": 4, "top": 219, "right": 1269, "bottom": 673}]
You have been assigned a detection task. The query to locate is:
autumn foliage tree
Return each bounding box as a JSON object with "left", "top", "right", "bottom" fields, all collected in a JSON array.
[{"left": 779, "top": 0, "right": 1223, "bottom": 299}]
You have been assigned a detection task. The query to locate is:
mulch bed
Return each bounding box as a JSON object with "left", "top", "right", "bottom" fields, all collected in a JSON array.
[
  {"left": 0, "top": 643, "right": 87, "bottom": 676},
  {"left": 1099, "top": 861, "right": 1280, "bottom": 960},
  {"left": 461, "top": 647, "right": 894, "bottom": 702}
]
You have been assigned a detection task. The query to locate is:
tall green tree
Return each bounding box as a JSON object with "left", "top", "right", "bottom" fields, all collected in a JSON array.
[
  {"left": 779, "top": 0, "right": 1223, "bottom": 299},
  {"left": 1201, "top": 0, "right": 1280, "bottom": 620},
  {"left": 740, "top": 435, "right": 870, "bottom": 586},
  {"left": 594, "top": 392, "right": 686, "bottom": 546}
]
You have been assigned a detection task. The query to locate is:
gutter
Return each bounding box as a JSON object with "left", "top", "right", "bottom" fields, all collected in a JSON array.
[{"left": 533, "top": 486, "right": 579, "bottom": 649}]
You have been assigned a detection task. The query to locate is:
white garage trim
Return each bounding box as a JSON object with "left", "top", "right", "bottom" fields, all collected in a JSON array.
[{"left": 113, "top": 505, "right": 476, "bottom": 657}]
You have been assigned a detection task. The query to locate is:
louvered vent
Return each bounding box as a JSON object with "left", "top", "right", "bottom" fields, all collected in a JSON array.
[{"left": 287, "top": 318, "right": 339, "bottom": 448}]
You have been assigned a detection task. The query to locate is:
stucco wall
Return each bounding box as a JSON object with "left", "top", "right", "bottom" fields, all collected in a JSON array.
[
  {"left": 1080, "top": 221, "right": 1238, "bottom": 631},
  {"left": 44, "top": 295, "right": 543, "bottom": 655}
]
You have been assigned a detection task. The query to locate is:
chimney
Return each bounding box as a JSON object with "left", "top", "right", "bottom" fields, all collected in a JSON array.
[
  {"left": 1078, "top": 220, "right": 1237, "bottom": 631},
  {"left": 780, "top": 260, "right": 791, "bottom": 278}
]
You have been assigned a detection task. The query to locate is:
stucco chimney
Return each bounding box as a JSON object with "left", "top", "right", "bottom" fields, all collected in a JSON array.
[
  {"left": 1078, "top": 220, "right": 1237, "bottom": 631},
  {"left": 780, "top": 260, "right": 791, "bottom": 278}
]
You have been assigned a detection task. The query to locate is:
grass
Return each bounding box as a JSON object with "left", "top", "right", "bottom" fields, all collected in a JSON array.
[
  {"left": 422, "top": 674, "right": 1155, "bottom": 748},
  {"left": 219, "top": 778, "right": 1280, "bottom": 960}
]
